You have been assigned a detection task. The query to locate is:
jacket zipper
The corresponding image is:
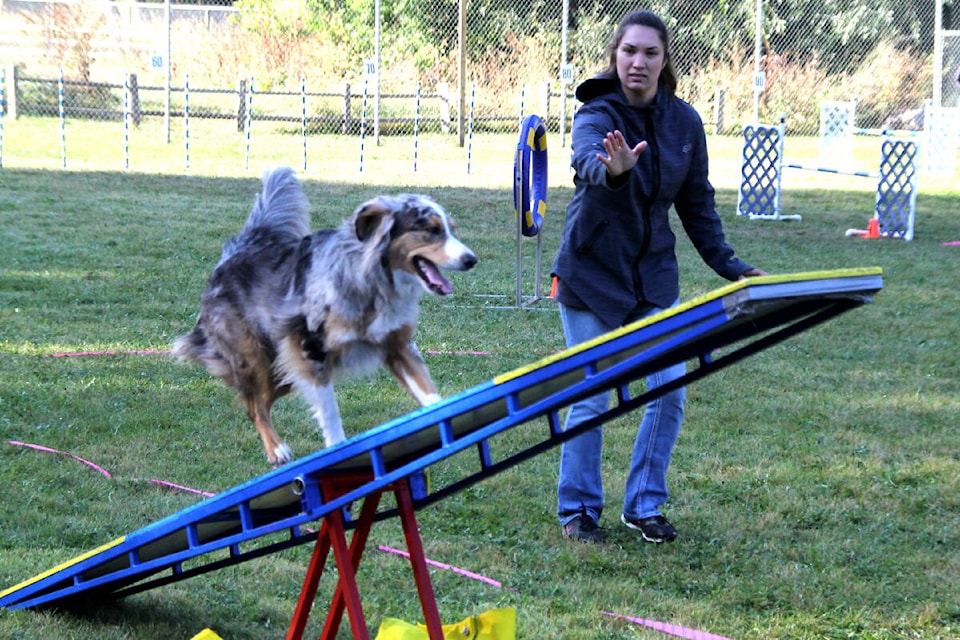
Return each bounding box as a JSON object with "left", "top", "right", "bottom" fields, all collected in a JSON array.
[{"left": 638, "top": 108, "right": 658, "bottom": 258}]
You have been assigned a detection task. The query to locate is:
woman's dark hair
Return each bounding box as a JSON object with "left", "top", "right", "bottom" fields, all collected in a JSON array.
[{"left": 601, "top": 10, "right": 678, "bottom": 97}]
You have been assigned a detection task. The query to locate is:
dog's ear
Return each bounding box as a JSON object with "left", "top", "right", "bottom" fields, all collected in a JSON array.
[{"left": 353, "top": 200, "right": 395, "bottom": 242}]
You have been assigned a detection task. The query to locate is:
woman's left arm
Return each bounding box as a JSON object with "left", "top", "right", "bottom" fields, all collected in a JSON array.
[{"left": 673, "top": 118, "right": 760, "bottom": 280}]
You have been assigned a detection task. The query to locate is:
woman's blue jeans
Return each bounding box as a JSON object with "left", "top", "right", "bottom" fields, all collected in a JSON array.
[{"left": 557, "top": 302, "right": 686, "bottom": 526}]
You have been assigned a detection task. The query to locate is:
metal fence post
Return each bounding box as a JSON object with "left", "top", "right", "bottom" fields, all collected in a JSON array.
[{"left": 437, "top": 82, "right": 450, "bottom": 135}]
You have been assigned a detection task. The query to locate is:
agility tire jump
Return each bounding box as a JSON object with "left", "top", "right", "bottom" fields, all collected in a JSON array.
[
  {"left": 513, "top": 114, "right": 548, "bottom": 238},
  {"left": 1, "top": 269, "right": 884, "bottom": 640}
]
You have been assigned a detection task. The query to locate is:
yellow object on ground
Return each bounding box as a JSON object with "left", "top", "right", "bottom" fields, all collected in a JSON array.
[
  {"left": 190, "top": 629, "right": 224, "bottom": 640},
  {"left": 376, "top": 607, "right": 516, "bottom": 640}
]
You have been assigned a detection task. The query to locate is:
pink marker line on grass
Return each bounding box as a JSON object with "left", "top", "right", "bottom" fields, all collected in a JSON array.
[
  {"left": 50, "top": 349, "right": 489, "bottom": 357},
  {"left": 5, "top": 440, "right": 112, "bottom": 478},
  {"left": 602, "top": 611, "right": 733, "bottom": 640},
  {"left": 5, "top": 440, "right": 214, "bottom": 497},
  {"left": 147, "top": 479, "right": 216, "bottom": 498},
  {"left": 378, "top": 545, "right": 509, "bottom": 590},
  {"left": 49, "top": 349, "right": 172, "bottom": 358},
  {"left": 423, "top": 349, "right": 490, "bottom": 356}
]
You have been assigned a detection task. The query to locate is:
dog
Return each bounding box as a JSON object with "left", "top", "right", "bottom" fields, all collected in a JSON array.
[{"left": 173, "top": 167, "right": 477, "bottom": 466}]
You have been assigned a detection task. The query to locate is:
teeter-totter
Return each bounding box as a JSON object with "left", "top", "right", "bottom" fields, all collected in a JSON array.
[{"left": 0, "top": 268, "right": 884, "bottom": 639}]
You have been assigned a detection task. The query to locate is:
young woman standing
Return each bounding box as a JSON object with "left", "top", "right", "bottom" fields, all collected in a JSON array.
[{"left": 553, "top": 10, "right": 768, "bottom": 544}]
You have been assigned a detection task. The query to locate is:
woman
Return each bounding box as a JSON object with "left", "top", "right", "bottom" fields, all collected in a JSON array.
[{"left": 553, "top": 10, "right": 767, "bottom": 544}]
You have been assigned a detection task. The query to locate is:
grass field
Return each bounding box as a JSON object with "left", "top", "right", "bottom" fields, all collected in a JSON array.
[{"left": 1, "top": 124, "right": 960, "bottom": 640}]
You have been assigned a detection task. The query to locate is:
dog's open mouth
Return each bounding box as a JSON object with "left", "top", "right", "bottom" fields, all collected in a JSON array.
[{"left": 414, "top": 256, "right": 453, "bottom": 295}]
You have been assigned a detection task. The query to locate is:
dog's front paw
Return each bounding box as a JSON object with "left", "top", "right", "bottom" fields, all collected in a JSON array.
[
  {"left": 321, "top": 423, "right": 346, "bottom": 448},
  {"left": 269, "top": 443, "right": 294, "bottom": 467},
  {"left": 423, "top": 393, "right": 442, "bottom": 406},
  {"left": 323, "top": 432, "right": 345, "bottom": 448}
]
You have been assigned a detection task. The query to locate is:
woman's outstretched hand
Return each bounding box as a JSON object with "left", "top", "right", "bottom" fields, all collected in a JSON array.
[{"left": 598, "top": 130, "right": 647, "bottom": 177}]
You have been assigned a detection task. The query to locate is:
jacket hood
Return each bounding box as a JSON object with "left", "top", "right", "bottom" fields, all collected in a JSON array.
[
  {"left": 574, "top": 74, "right": 669, "bottom": 109},
  {"left": 574, "top": 74, "right": 622, "bottom": 103}
]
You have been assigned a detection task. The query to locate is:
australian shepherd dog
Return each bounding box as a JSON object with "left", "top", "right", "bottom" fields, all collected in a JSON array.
[{"left": 173, "top": 168, "right": 477, "bottom": 466}]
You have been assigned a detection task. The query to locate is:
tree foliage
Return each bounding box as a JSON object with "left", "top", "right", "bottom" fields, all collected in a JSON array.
[
  {"left": 222, "top": 0, "right": 944, "bottom": 123},
  {"left": 231, "top": 0, "right": 945, "bottom": 79}
]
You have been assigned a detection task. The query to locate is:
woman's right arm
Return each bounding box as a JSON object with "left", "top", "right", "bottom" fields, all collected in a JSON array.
[
  {"left": 570, "top": 107, "right": 616, "bottom": 186},
  {"left": 571, "top": 107, "right": 644, "bottom": 187}
]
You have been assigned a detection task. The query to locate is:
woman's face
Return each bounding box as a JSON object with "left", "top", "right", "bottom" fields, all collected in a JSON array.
[{"left": 615, "top": 24, "right": 665, "bottom": 106}]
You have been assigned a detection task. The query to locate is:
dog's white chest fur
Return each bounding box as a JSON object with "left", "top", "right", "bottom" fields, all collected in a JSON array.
[{"left": 300, "top": 274, "right": 423, "bottom": 378}]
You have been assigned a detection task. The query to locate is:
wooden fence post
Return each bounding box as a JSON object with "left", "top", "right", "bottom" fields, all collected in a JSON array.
[
  {"left": 7, "top": 64, "right": 18, "bottom": 119},
  {"left": 237, "top": 77, "right": 247, "bottom": 132},
  {"left": 713, "top": 88, "right": 725, "bottom": 135},
  {"left": 540, "top": 81, "right": 551, "bottom": 130},
  {"left": 343, "top": 82, "right": 351, "bottom": 135},
  {"left": 128, "top": 73, "right": 141, "bottom": 126}
]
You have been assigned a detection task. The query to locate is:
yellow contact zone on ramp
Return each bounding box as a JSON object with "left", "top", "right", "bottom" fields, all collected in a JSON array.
[
  {"left": 0, "top": 537, "right": 126, "bottom": 599},
  {"left": 493, "top": 267, "right": 882, "bottom": 385}
]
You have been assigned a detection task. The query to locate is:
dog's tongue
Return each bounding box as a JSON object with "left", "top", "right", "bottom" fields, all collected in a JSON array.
[{"left": 423, "top": 262, "right": 453, "bottom": 295}]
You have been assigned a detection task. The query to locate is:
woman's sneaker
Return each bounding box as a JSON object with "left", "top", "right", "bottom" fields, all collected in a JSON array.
[
  {"left": 563, "top": 515, "right": 605, "bottom": 543},
  {"left": 621, "top": 514, "right": 677, "bottom": 543}
]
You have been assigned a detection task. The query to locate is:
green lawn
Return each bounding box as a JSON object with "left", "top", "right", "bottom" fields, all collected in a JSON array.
[{"left": 1, "top": 120, "right": 959, "bottom": 639}]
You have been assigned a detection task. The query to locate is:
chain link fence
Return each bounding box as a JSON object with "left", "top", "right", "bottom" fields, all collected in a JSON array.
[{"left": 0, "top": 0, "right": 956, "bottom": 178}]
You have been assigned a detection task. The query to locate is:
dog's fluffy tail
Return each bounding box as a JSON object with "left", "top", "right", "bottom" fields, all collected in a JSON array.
[{"left": 219, "top": 167, "right": 310, "bottom": 264}]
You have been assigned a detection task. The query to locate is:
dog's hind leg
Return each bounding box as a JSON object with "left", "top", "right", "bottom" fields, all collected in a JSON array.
[
  {"left": 294, "top": 382, "right": 347, "bottom": 447},
  {"left": 385, "top": 342, "right": 442, "bottom": 407},
  {"left": 242, "top": 394, "right": 294, "bottom": 466}
]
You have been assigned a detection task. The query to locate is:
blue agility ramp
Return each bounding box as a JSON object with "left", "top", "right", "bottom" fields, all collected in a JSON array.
[{"left": 0, "top": 268, "right": 884, "bottom": 639}]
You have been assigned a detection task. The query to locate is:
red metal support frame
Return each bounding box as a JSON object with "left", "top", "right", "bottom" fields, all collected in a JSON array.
[
  {"left": 320, "top": 491, "right": 382, "bottom": 639},
  {"left": 286, "top": 519, "right": 332, "bottom": 640},
  {"left": 286, "top": 475, "right": 443, "bottom": 640},
  {"left": 395, "top": 479, "right": 444, "bottom": 638}
]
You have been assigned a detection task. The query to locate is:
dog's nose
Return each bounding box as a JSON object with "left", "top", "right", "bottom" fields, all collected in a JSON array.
[{"left": 461, "top": 253, "right": 478, "bottom": 271}]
